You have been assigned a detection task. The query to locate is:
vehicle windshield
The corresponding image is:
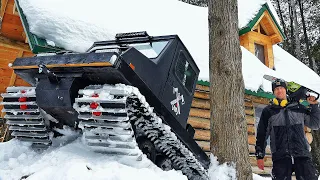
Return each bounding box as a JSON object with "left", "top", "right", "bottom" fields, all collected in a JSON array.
[{"left": 129, "top": 40, "right": 169, "bottom": 59}]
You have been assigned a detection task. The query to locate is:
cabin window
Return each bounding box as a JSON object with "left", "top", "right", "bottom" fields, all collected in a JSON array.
[
  {"left": 254, "top": 43, "right": 266, "bottom": 64},
  {"left": 176, "top": 52, "right": 196, "bottom": 93}
]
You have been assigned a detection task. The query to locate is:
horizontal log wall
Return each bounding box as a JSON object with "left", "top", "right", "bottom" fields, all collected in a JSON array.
[
  {"left": 0, "top": 34, "right": 32, "bottom": 141},
  {"left": 190, "top": 85, "right": 314, "bottom": 175}
]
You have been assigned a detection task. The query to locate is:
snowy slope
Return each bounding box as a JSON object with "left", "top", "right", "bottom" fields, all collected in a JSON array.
[
  {"left": 0, "top": 132, "right": 270, "bottom": 180},
  {"left": 0, "top": 131, "right": 188, "bottom": 180}
]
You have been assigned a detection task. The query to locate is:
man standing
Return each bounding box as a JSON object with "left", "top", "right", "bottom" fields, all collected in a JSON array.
[{"left": 255, "top": 78, "right": 320, "bottom": 180}]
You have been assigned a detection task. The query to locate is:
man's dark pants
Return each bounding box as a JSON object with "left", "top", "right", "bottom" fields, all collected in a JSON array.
[{"left": 271, "top": 157, "right": 319, "bottom": 180}]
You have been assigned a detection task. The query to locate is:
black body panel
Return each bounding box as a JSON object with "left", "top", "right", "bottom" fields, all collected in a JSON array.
[{"left": 12, "top": 34, "right": 209, "bottom": 168}]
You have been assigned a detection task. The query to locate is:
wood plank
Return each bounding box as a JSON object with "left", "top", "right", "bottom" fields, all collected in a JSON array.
[
  {"left": 252, "top": 166, "right": 272, "bottom": 175},
  {"left": 250, "top": 156, "right": 273, "bottom": 167},
  {"left": 245, "top": 101, "right": 253, "bottom": 108},
  {"left": 2, "top": 13, "right": 22, "bottom": 26},
  {"left": 196, "top": 140, "right": 210, "bottom": 151},
  {"left": 196, "top": 84, "right": 209, "bottom": 92},
  {"left": 0, "top": 0, "right": 9, "bottom": 20},
  {"left": 248, "top": 134, "right": 256, "bottom": 145},
  {"left": 245, "top": 108, "right": 254, "bottom": 116},
  {"left": 0, "top": 68, "right": 13, "bottom": 77},
  {"left": 1, "top": 21, "right": 25, "bottom": 41},
  {"left": 1, "top": 21, "right": 24, "bottom": 32},
  {"left": 245, "top": 94, "right": 270, "bottom": 105},
  {"left": 191, "top": 98, "right": 210, "bottom": 109},
  {"left": 188, "top": 116, "right": 210, "bottom": 130},
  {"left": 249, "top": 144, "right": 271, "bottom": 155},
  {"left": 194, "top": 91, "right": 209, "bottom": 100},
  {"left": 189, "top": 108, "right": 210, "bottom": 119},
  {"left": 4, "top": 0, "right": 14, "bottom": 14},
  {"left": 22, "top": 51, "right": 34, "bottom": 57},
  {"left": 188, "top": 116, "right": 256, "bottom": 134},
  {"left": 247, "top": 125, "right": 255, "bottom": 135},
  {"left": 0, "top": 48, "right": 19, "bottom": 60},
  {"left": 0, "top": 34, "right": 31, "bottom": 52},
  {"left": 1, "top": 50, "right": 22, "bottom": 118},
  {"left": 246, "top": 115, "right": 255, "bottom": 125},
  {"left": 194, "top": 129, "right": 210, "bottom": 141}
]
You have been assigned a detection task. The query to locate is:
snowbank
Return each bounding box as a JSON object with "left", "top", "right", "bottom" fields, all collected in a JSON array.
[
  {"left": 0, "top": 135, "right": 187, "bottom": 180},
  {"left": 0, "top": 136, "right": 272, "bottom": 180}
]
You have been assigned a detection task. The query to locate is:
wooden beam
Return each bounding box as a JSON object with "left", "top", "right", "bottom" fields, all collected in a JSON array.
[
  {"left": 245, "top": 108, "right": 254, "bottom": 116},
  {"left": 188, "top": 116, "right": 210, "bottom": 130},
  {"left": 252, "top": 10, "right": 267, "bottom": 30},
  {"left": 194, "top": 91, "right": 209, "bottom": 100},
  {"left": 249, "top": 144, "right": 271, "bottom": 155},
  {"left": 189, "top": 108, "right": 210, "bottom": 119},
  {"left": 0, "top": 34, "right": 31, "bottom": 51},
  {"left": 246, "top": 115, "right": 255, "bottom": 125},
  {"left": 247, "top": 125, "right": 255, "bottom": 135},
  {"left": 244, "top": 94, "right": 270, "bottom": 105},
  {"left": 248, "top": 134, "right": 256, "bottom": 145},
  {"left": 196, "top": 84, "right": 209, "bottom": 92},
  {"left": 191, "top": 98, "right": 210, "bottom": 109},
  {"left": 194, "top": 129, "right": 210, "bottom": 141},
  {"left": 196, "top": 140, "right": 210, "bottom": 151},
  {"left": 0, "top": 0, "right": 8, "bottom": 21}
]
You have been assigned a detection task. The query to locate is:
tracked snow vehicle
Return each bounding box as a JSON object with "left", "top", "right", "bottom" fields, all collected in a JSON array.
[{"left": 1, "top": 32, "right": 210, "bottom": 179}]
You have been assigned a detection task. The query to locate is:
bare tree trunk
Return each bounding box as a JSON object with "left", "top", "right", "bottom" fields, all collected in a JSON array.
[
  {"left": 275, "top": 0, "right": 289, "bottom": 49},
  {"left": 290, "top": 0, "right": 301, "bottom": 59},
  {"left": 208, "top": 0, "right": 252, "bottom": 179},
  {"left": 298, "top": 0, "right": 317, "bottom": 72},
  {"left": 289, "top": 0, "right": 295, "bottom": 55},
  {"left": 311, "top": 130, "right": 320, "bottom": 172}
]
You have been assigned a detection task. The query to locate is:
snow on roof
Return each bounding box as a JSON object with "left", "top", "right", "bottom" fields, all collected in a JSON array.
[
  {"left": 273, "top": 45, "right": 320, "bottom": 93},
  {"left": 238, "top": 0, "right": 280, "bottom": 29},
  {"left": 18, "top": 0, "right": 319, "bottom": 94}
]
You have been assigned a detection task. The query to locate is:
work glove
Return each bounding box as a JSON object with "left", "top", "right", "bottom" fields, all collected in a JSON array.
[{"left": 257, "top": 159, "right": 264, "bottom": 170}]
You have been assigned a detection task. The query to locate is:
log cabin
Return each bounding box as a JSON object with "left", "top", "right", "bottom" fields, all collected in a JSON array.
[{"left": 0, "top": 0, "right": 316, "bottom": 177}]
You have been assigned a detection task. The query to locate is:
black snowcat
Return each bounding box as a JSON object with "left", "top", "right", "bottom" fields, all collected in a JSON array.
[{"left": 1, "top": 32, "right": 210, "bottom": 179}]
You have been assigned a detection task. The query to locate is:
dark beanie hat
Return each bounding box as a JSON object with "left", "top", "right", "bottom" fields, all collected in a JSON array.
[{"left": 272, "top": 79, "right": 287, "bottom": 92}]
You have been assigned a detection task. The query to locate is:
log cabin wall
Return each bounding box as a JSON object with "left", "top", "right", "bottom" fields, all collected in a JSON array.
[
  {"left": 0, "top": 0, "right": 33, "bottom": 141},
  {"left": 189, "top": 85, "right": 314, "bottom": 175}
]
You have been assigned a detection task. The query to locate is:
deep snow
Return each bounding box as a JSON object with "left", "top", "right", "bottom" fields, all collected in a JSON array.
[{"left": 0, "top": 132, "right": 271, "bottom": 180}]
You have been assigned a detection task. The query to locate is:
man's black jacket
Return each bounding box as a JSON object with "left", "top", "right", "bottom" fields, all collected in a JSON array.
[{"left": 255, "top": 101, "right": 320, "bottom": 161}]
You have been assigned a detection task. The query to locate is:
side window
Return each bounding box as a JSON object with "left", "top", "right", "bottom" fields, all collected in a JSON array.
[{"left": 175, "top": 52, "right": 196, "bottom": 93}]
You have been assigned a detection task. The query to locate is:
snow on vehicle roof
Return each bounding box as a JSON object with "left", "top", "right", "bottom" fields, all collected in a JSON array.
[{"left": 18, "top": 0, "right": 320, "bottom": 94}]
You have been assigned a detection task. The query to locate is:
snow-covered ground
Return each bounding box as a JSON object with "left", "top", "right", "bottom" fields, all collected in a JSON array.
[{"left": 0, "top": 131, "right": 270, "bottom": 180}]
